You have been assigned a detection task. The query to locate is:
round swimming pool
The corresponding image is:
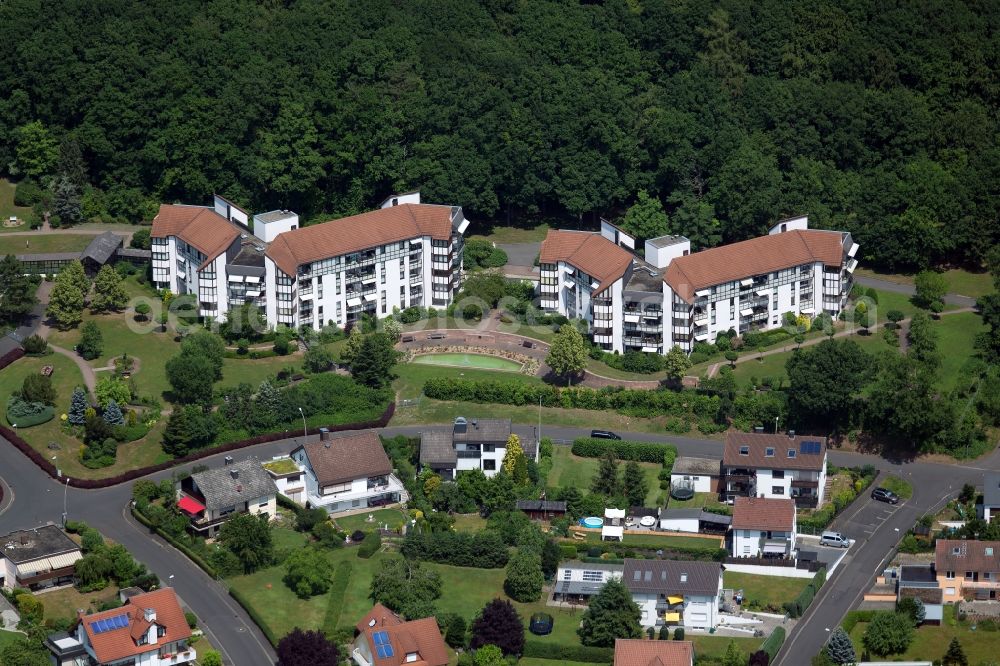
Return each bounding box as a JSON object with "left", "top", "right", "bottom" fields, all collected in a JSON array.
[
  {"left": 580, "top": 516, "right": 603, "bottom": 528},
  {"left": 411, "top": 353, "right": 523, "bottom": 372}
]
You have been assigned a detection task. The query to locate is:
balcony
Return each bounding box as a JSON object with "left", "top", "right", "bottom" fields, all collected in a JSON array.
[
  {"left": 310, "top": 474, "right": 406, "bottom": 506},
  {"left": 793, "top": 495, "right": 819, "bottom": 508},
  {"left": 790, "top": 479, "right": 819, "bottom": 489},
  {"left": 457, "top": 450, "right": 482, "bottom": 459}
]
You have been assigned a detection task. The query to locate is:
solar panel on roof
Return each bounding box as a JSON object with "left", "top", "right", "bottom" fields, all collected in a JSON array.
[
  {"left": 799, "top": 440, "right": 821, "bottom": 454},
  {"left": 376, "top": 643, "right": 395, "bottom": 658},
  {"left": 90, "top": 614, "right": 129, "bottom": 634},
  {"left": 373, "top": 630, "right": 389, "bottom": 645}
]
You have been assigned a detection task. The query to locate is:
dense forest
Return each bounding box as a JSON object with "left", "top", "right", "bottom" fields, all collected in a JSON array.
[{"left": 1, "top": 0, "right": 997, "bottom": 270}]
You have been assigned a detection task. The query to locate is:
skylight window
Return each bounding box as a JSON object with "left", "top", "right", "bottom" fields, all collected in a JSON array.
[
  {"left": 739, "top": 446, "right": 749, "bottom": 456},
  {"left": 765, "top": 448, "right": 775, "bottom": 457}
]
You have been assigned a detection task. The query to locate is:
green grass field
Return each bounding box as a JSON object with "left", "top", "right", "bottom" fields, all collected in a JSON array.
[
  {"left": 856, "top": 267, "right": 994, "bottom": 299},
  {"left": 0, "top": 629, "right": 24, "bottom": 649},
  {"left": 0, "top": 233, "right": 99, "bottom": 255},
  {"left": 933, "top": 312, "right": 986, "bottom": 391},
  {"left": 467, "top": 223, "right": 550, "bottom": 244},
  {"left": 665, "top": 492, "right": 728, "bottom": 512},
  {"left": 220, "top": 354, "right": 299, "bottom": 388},
  {"left": 412, "top": 352, "right": 524, "bottom": 372},
  {"left": 848, "top": 605, "right": 996, "bottom": 664},
  {"left": 0, "top": 179, "right": 32, "bottom": 231},
  {"left": 548, "top": 446, "right": 665, "bottom": 505},
  {"left": 334, "top": 509, "right": 407, "bottom": 533},
  {"left": 722, "top": 572, "right": 810, "bottom": 609}
]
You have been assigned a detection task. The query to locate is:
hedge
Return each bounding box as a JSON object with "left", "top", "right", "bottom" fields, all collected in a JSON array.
[
  {"left": 229, "top": 586, "right": 279, "bottom": 647},
  {"left": 423, "top": 377, "right": 719, "bottom": 419},
  {"left": 571, "top": 437, "right": 678, "bottom": 464},
  {"left": 783, "top": 568, "right": 826, "bottom": 618},
  {"left": 401, "top": 531, "right": 508, "bottom": 568},
  {"left": 0, "top": 401, "right": 395, "bottom": 488},
  {"left": 357, "top": 531, "right": 382, "bottom": 558},
  {"left": 522, "top": 640, "right": 614, "bottom": 663},
  {"left": 321, "top": 560, "right": 353, "bottom": 638},
  {"left": 276, "top": 493, "right": 305, "bottom": 516},
  {"left": 841, "top": 610, "right": 876, "bottom": 634},
  {"left": 570, "top": 540, "right": 725, "bottom": 561},
  {"left": 0, "top": 347, "right": 25, "bottom": 370},
  {"left": 761, "top": 625, "right": 785, "bottom": 662},
  {"left": 6, "top": 405, "right": 54, "bottom": 428}
]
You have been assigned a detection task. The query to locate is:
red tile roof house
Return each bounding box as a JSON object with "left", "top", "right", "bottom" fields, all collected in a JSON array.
[
  {"left": 351, "top": 603, "right": 449, "bottom": 666},
  {"left": 46, "top": 588, "right": 195, "bottom": 666},
  {"left": 730, "top": 497, "right": 797, "bottom": 560},
  {"left": 722, "top": 431, "right": 828, "bottom": 508},
  {"left": 614, "top": 638, "right": 695, "bottom": 666},
  {"left": 935, "top": 539, "right": 1000, "bottom": 603}
]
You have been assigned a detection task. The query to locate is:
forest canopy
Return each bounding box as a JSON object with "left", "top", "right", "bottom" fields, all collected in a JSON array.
[{"left": 1, "top": 0, "right": 996, "bottom": 270}]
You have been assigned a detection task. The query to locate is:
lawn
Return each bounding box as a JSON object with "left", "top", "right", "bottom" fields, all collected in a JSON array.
[
  {"left": 0, "top": 179, "right": 32, "bottom": 230},
  {"left": 272, "top": 525, "right": 310, "bottom": 551},
  {"left": 664, "top": 492, "right": 728, "bottom": 512},
  {"left": 933, "top": 312, "right": 986, "bottom": 391},
  {"left": 0, "top": 629, "right": 23, "bottom": 649},
  {"left": 334, "top": 508, "right": 407, "bottom": 533},
  {"left": 880, "top": 474, "right": 913, "bottom": 500},
  {"left": 393, "top": 361, "right": 544, "bottom": 402},
  {"left": 0, "top": 233, "right": 98, "bottom": 255},
  {"left": 722, "top": 572, "right": 810, "bottom": 609},
  {"left": 548, "top": 447, "right": 665, "bottom": 506},
  {"left": 848, "top": 605, "right": 996, "bottom": 664},
  {"left": 691, "top": 635, "right": 762, "bottom": 661},
  {"left": 467, "top": 223, "right": 550, "bottom": 244},
  {"left": 36, "top": 584, "right": 121, "bottom": 623},
  {"left": 220, "top": 354, "right": 299, "bottom": 388},
  {"left": 856, "top": 267, "right": 994, "bottom": 299},
  {"left": 572, "top": 531, "right": 723, "bottom": 549},
  {"left": 452, "top": 513, "right": 488, "bottom": 532}
]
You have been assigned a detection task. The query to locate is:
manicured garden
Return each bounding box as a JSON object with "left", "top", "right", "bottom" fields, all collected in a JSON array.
[
  {"left": 664, "top": 492, "right": 729, "bottom": 512},
  {"left": 722, "top": 572, "right": 811, "bottom": 611},
  {"left": 0, "top": 179, "right": 33, "bottom": 229},
  {"left": 548, "top": 447, "right": 664, "bottom": 506},
  {"left": 333, "top": 509, "right": 407, "bottom": 533},
  {"left": 0, "top": 233, "right": 101, "bottom": 255},
  {"left": 847, "top": 606, "right": 996, "bottom": 665}
]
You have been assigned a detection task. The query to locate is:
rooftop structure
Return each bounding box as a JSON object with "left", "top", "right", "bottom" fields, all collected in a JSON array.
[{"left": 731, "top": 497, "right": 796, "bottom": 532}]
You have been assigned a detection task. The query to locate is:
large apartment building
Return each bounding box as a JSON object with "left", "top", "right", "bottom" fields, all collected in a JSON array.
[
  {"left": 151, "top": 191, "right": 469, "bottom": 329},
  {"left": 539, "top": 215, "right": 858, "bottom": 354}
]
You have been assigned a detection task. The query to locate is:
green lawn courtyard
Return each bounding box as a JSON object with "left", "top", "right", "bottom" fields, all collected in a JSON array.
[
  {"left": 856, "top": 266, "right": 994, "bottom": 300},
  {"left": 334, "top": 508, "right": 407, "bottom": 533},
  {"left": 547, "top": 446, "right": 665, "bottom": 506},
  {"left": 0, "top": 233, "right": 98, "bottom": 255},
  {"left": 848, "top": 605, "right": 996, "bottom": 665},
  {"left": 0, "top": 179, "right": 32, "bottom": 230},
  {"left": 722, "top": 571, "right": 810, "bottom": 610}
]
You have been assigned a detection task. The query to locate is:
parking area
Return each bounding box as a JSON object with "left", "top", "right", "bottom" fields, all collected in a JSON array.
[
  {"left": 835, "top": 494, "right": 905, "bottom": 542},
  {"left": 796, "top": 536, "right": 852, "bottom": 575}
]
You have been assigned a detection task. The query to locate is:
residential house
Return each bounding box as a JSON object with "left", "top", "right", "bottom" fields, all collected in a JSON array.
[
  {"left": 722, "top": 432, "right": 828, "bottom": 507},
  {"left": 152, "top": 191, "right": 469, "bottom": 328},
  {"left": 553, "top": 561, "right": 624, "bottom": 604},
  {"left": 47, "top": 588, "right": 195, "bottom": 666},
  {"left": 351, "top": 603, "right": 448, "bottom": 666},
  {"left": 540, "top": 215, "right": 857, "bottom": 355},
  {"left": 613, "top": 638, "right": 695, "bottom": 666},
  {"left": 670, "top": 457, "right": 721, "bottom": 494},
  {"left": 622, "top": 558, "right": 723, "bottom": 630},
  {"left": 515, "top": 500, "right": 567, "bottom": 521},
  {"left": 262, "top": 456, "right": 307, "bottom": 506},
  {"left": 0, "top": 525, "right": 82, "bottom": 592},
  {"left": 979, "top": 472, "right": 1000, "bottom": 523},
  {"left": 935, "top": 539, "right": 1000, "bottom": 603},
  {"left": 658, "top": 508, "right": 731, "bottom": 535},
  {"left": 730, "top": 497, "right": 797, "bottom": 559},
  {"left": 419, "top": 417, "right": 537, "bottom": 480},
  {"left": 896, "top": 564, "right": 944, "bottom": 625},
  {"left": 175, "top": 458, "right": 278, "bottom": 536},
  {"left": 291, "top": 431, "right": 405, "bottom": 514}
]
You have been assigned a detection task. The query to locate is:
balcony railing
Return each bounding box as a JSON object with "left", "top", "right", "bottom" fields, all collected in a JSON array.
[
  {"left": 457, "top": 450, "right": 482, "bottom": 459},
  {"left": 791, "top": 479, "right": 819, "bottom": 488}
]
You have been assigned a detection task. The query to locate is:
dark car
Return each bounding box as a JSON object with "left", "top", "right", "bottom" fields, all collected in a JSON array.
[
  {"left": 871, "top": 487, "right": 900, "bottom": 504},
  {"left": 590, "top": 430, "right": 621, "bottom": 440}
]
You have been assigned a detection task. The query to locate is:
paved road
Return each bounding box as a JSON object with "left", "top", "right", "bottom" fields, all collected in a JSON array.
[
  {"left": 854, "top": 275, "right": 978, "bottom": 307},
  {"left": 497, "top": 242, "right": 540, "bottom": 268}
]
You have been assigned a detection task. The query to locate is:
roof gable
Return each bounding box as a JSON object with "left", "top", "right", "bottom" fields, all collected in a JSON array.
[
  {"left": 357, "top": 606, "right": 448, "bottom": 666},
  {"left": 731, "top": 497, "right": 795, "bottom": 531},
  {"left": 296, "top": 432, "right": 392, "bottom": 487},
  {"left": 151, "top": 204, "right": 242, "bottom": 268},
  {"left": 80, "top": 588, "right": 191, "bottom": 664},
  {"left": 189, "top": 459, "right": 277, "bottom": 510},
  {"left": 614, "top": 639, "right": 694, "bottom": 666},
  {"left": 539, "top": 230, "right": 634, "bottom": 295},
  {"left": 622, "top": 558, "right": 721, "bottom": 597},
  {"left": 935, "top": 539, "right": 1000, "bottom": 572}
]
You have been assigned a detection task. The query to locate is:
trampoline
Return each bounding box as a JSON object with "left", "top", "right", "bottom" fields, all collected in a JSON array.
[
  {"left": 670, "top": 487, "right": 694, "bottom": 501},
  {"left": 529, "top": 612, "right": 554, "bottom": 636}
]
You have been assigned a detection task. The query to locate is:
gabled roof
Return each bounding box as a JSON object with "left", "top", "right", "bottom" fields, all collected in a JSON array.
[
  {"left": 723, "top": 432, "right": 827, "bottom": 471},
  {"left": 935, "top": 539, "right": 1000, "bottom": 573},
  {"left": 81, "top": 231, "right": 123, "bottom": 265},
  {"left": 266, "top": 204, "right": 456, "bottom": 276},
  {"left": 516, "top": 500, "right": 567, "bottom": 513},
  {"left": 983, "top": 472, "right": 1000, "bottom": 507},
  {"left": 731, "top": 497, "right": 795, "bottom": 532},
  {"left": 151, "top": 204, "right": 242, "bottom": 269},
  {"left": 664, "top": 229, "right": 845, "bottom": 302},
  {"left": 622, "top": 558, "right": 721, "bottom": 598},
  {"left": 80, "top": 588, "right": 191, "bottom": 664},
  {"left": 189, "top": 459, "right": 277, "bottom": 510},
  {"left": 355, "top": 605, "right": 449, "bottom": 666},
  {"left": 0, "top": 525, "right": 80, "bottom": 564},
  {"left": 614, "top": 639, "right": 694, "bottom": 666},
  {"left": 293, "top": 432, "right": 393, "bottom": 487},
  {"left": 539, "top": 230, "right": 634, "bottom": 295}
]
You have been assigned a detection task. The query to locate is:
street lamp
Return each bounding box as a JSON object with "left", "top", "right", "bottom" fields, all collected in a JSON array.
[
  {"left": 298, "top": 407, "right": 307, "bottom": 439},
  {"left": 62, "top": 477, "right": 69, "bottom": 526}
]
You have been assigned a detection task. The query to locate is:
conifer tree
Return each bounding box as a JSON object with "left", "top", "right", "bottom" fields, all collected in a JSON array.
[
  {"left": 102, "top": 399, "right": 125, "bottom": 427},
  {"left": 68, "top": 386, "right": 88, "bottom": 425},
  {"left": 826, "top": 627, "right": 857, "bottom": 665}
]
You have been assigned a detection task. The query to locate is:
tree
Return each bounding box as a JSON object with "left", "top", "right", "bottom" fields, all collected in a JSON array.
[
  {"left": 134, "top": 302, "right": 151, "bottom": 321},
  {"left": 722, "top": 641, "right": 747, "bottom": 666},
  {"left": 340, "top": 326, "right": 364, "bottom": 366},
  {"left": 180, "top": 331, "right": 226, "bottom": 380},
  {"left": 12, "top": 121, "right": 58, "bottom": 178},
  {"left": 369, "top": 559, "right": 442, "bottom": 619},
  {"left": 102, "top": 399, "right": 124, "bottom": 426},
  {"left": 697, "top": 8, "right": 749, "bottom": 96},
  {"left": 77, "top": 321, "right": 104, "bottom": 360},
  {"left": 19, "top": 374, "right": 56, "bottom": 405},
  {"left": 896, "top": 596, "right": 925, "bottom": 625},
  {"left": 131, "top": 228, "right": 151, "bottom": 250},
  {"left": 886, "top": 310, "right": 905, "bottom": 327},
  {"left": 276, "top": 628, "right": 340, "bottom": 666},
  {"left": 283, "top": 547, "right": 334, "bottom": 598},
  {"left": 53, "top": 176, "right": 82, "bottom": 224},
  {"left": 547, "top": 324, "right": 587, "bottom": 383},
  {"left": 166, "top": 352, "right": 215, "bottom": 404},
  {"left": 540, "top": 538, "right": 561, "bottom": 579},
  {"left": 351, "top": 333, "right": 399, "bottom": 388},
  {"left": 621, "top": 461, "right": 649, "bottom": 507},
  {"left": 866, "top": 353, "right": 950, "bottom": 448},
  {"left": 92, "top": 265, "right": 128, "bottom": 312},
  {"left": 382, "top": 316, "right": 402, "bottom": 341},
  {"left": 68, "top": 386, "right": 88, "bottom": 425},
  {"left": 303, "top": 345, "right": 333, "bottom": 373},
  {"left": 785, "top": 339, "right": 870, "bottom": 430},
  {"left": 59, "top": 260, "right": 90, "bottom": 295},
  {"left": 473, "top": 644, "right": 506, "bottom": 666},
  {"left": 578, "top": 579, "right": 642, "bottom": 647},
  {"left": 445, "top": 614, "right": 467, "bottom": 648},
  {"left": 161, "top": 405, "right": 218, "bottom": 457},
  {"left": 471, "top": 599, "right": 524, "bottom": 656},
  {"left": 47, "top": 278, "right": 84, "bottom": 330},
  {"left": 504, "top": 550, "right": 544, "bottom": 602},
  {"left": 0, "top": 254, "right": 38, "bottom": 324},
  {"left": 906, "top": 312, "right": 940, "bottom": 369},
  {"left": 219, "top": 513, "right": 274, "bottom": 574},
  {"left": 620, "top": 191, "right": 669, "bottom": 241},
  {"left": 94, "top": 377, "right": 130, "bottom": 409},
  {"left": 724, "top": 350, "right": 738, "bottom": 367},
  {"left": 914, "top": 270, "right": 947, "bottom": 310},
  {"left": 825, "top": 627, "right": 856, "bottom": 665},
  {"left": 501, "top": 434, "right": 529, "bottom": 485},
  {"left": 941, "top": 637, "right": 968, "bottom": 666},
  {"left": 0, "top": 635, "right": 50, "bottom": 666},
  {"left": 862, "top": 611, "right": 914, "bottom": 656},
  {"left": 592, "top": 450, "right": 620, "bottom": 496},
  {"left": 663, "top": 345, "right": 691, "bottom": 381}
]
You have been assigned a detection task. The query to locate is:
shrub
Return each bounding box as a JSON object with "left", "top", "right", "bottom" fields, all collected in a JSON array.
[
  {"left": 673, "top": 627, "right": 685, "bottom": 640},
  {"left": 761, "top": 626, "right": 785, "bottom": 662},
  {"left": 572, "top": 437, "right": 678, "bottom": 464},
  {"left": 401, "top": 531, "right": 509, "bottom": 568},
  {"left": 22, "top": 334, "right": 48, "bottom": 354},
  {"left": 521, "top": 640, "right": 613, "bottom": 663}
]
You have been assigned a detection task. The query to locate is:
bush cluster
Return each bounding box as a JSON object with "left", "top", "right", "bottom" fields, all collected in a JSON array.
[
  {"left": 401, "top": 531, "right": 509, "bottom": 568},
  {"left": 521, "top": 640, "right": 613, "bottom": 663},
  {"left": 782, "top": 568, "right": 826, "bottom": 618},
  {"left": 760, "top": 626, "right": 786, "bottom": 662},
  {"left": 571, "top": 437, "right": 677, "bottom": 464},
  {"left": 5, "top": 396, "right": 54, "bottom": 427},
  {"left": 590, "top": 348, "right": 668, "bottom": 374},
  {"left": 799, "top": 466, "right": 877, "bottom": 531}
]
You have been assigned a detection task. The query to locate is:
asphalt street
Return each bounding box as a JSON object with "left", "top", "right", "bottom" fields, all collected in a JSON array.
[{"left": 854, "top": 275, "right": 978, "bottom": 307}]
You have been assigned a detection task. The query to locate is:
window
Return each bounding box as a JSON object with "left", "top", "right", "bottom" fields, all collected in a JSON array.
[
  {"left": 739, "top": 446, "right": 749, "bottom": 456},
  {"left": 791, "top": 293, "right": 795, "bottom": 306},
  {"left": 680, "top": 573, "right": 687, "bottom": 583},
  {"left": 772, "top": 486, "right": 784, "bottom": 495},
  {"left": 772, "top": 470, "right": 784, "bottom": 479},
  {"left": 987, "top": 547, "right": 995, "bottom": 556},
  {"left": 946, "top": 587, "right": 956, "bottom": 595},
  {"left": 157, "top": 626, "right": 166, "bottom": 638},
  {"left": 965, "top": 571, "right": 974, "bottom": 580},
  {"left": 946, "top": 571, "right": 955, "bottom": 580},
  {"left": 582, "top": 571, "right": 604, "bottom": 582},
  {"left": 765, "top": 447, "right": 775, "bottom": 457},
  {"left": 483, "top": 459, "right": 496, "bottom": 471},
  {"left": 787, "top": 449, "right": 796, "bottom": 458},
  {"left": 953, "top": 547, "right": 962, "bottom": 555},
  {"left": 562, "top": 569, "right": 572, "bottom": 580},
  {"left": 258, "top": 499, "right": 269, "bottom": 507},
  {"left": 743, "top": 544, "right": 751, "bottom": 554}
]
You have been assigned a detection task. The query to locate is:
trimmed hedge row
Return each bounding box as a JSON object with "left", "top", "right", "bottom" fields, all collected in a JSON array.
[
  {"left": 571, "top": 437, "right": 678, "bottom": 463},
  {"left": 783, "top": 568, "right": 826, "bottom": 618},
  {"left": 229, "top": 586, "right": 279, "bottom": 647},
  {"left": 322, "top": 560, "right": 354, "bottom": 638},
  {"left": 841, "top": 610, "right": 875, "bottom": 634},
  {"left": 400, "top": 531, "right": 508, "bottom": 568},
  {"left": 0, "top": 347, "right": 25, "bottom": 370},
  {"left": 0, "top": 402, "right": 395, "bottom": 489},
  {"left": 522, "top": 639, "right": 614, "bottom": 663},
  {"left": 6, "top": 405, "right": 54, "bottom": 427},
  {"left": 761, "top": 625, "right": 785, "bottom": 662},
  {"left": 423, "top": 377, "right": 719, "bottom": 418}
]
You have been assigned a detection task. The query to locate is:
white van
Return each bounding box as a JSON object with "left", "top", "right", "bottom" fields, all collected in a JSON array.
[{"left": 819, "top": 531, "right": 850, "bottom": 548}]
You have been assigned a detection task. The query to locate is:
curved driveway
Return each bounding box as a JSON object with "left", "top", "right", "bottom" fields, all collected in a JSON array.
[{"left": 2, "top": 425, "right": 998, "bottom": 665}]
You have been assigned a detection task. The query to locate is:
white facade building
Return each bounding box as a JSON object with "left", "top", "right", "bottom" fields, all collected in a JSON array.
[
  {"left": 623, "top": 559, "right": 723, "bottom": 630},
  {"left": 730, "top": 497, "right": 798, "bottom": 559},
  {"left": 419, "top": 417, "right": 537, "bottom": 480},
  {"left": 553, "top": 561, "right": 624, "bottom": 603},
  {"left": 151, "top": 192, "right": 469, "bottom": 329},
  {"left": 539, "top": 216, "right": 858, "bottom": 355},
  {"left": 722, "top": 432, "right": 828, "bottom": 507}
]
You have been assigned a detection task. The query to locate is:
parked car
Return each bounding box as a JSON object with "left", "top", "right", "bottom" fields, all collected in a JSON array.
[
  {"left": 819, "top": 531, "right": 851, "bottom": 548},
  {"left": 871, "top": 487, "right": 900, "bottom": 504},
  {"left": 590, "top": 430, "right": 621, "bottom": 440}
]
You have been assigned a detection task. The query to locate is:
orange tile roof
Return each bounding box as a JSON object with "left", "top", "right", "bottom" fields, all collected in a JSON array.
[
  {"left": 356, "top": 605, "right": 449, "bottom": 666},
  {"left": 151, "top": 204, "right": 242, "bottom": 269},
  {"left": 266, "top": 204, "right": 455, "bottom": 276},
  {"left": 731, "top": 497, "right": 796, "bottom": 532},
  {"left": 664, "top": 229, "right": 845, "bottom": 301},
  {"left": 723, "top": 432, "right": 827, "bottom": 471},
  {"left": 936, "top": 539, "right": 1000, "bottom": 574},
  {"left": 614, "top": 639, "right": 694, "bottom": 666},
  {"left": 80, "top": 587, "right": 191, "bottom": 664},
  {"left": 539, "top": 230, "right": 634, "bottom": 295}
]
